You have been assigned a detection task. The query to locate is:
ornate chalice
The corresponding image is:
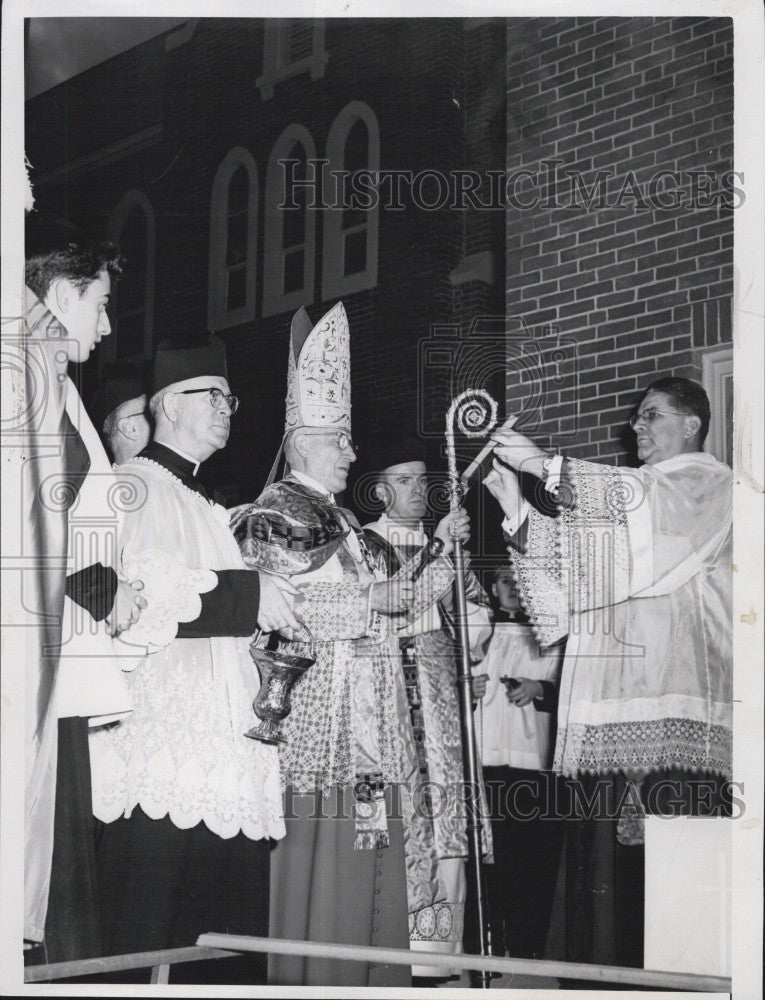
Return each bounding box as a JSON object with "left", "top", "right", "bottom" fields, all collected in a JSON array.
[
  {"left": 244, "top": 635, "right": 314, "bottom": 744},
  {"left": 231, "top": 505, "right": 344, "bottom": 745}
]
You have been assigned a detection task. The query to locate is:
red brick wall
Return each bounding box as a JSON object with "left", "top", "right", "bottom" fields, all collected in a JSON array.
[{"left": 505, "top": 16, "right": 734, "bottom": 465}]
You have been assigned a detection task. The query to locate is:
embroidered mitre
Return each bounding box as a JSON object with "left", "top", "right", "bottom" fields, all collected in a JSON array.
[{"left": 284, "top": 301, "right": 350, "bottom": 432}]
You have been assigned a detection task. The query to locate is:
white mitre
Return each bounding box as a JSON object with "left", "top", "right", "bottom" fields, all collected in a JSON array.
[{"left": 284, "top": 301, "right": 350, "bottom": 432}]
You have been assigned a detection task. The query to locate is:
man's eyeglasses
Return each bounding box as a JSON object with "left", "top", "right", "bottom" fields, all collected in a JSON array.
[
  {"left": 629, "top": 407, "right": 684, "bottom": 429},
  {"left": 298, "top": 428, "right": 358, "bottom": 453},
  {"left": 178, "top": 387, "right": 239, "bottom": 414}
]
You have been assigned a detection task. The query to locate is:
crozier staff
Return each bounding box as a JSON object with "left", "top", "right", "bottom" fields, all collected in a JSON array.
[
  {"left": 232, "top": 303, "right": 461, "bottom": 989},
  {"left": 363, "top": 437, "right": 492, "bottom": 976}
]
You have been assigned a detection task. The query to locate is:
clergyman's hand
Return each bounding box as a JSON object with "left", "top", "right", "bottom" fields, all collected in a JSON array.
[
  {"left": 483, "top": 459, "right": 524, "bottom": 522},
  {"left": 434, "top": 506, "right": 470, "bottom": 556},
  {"left": 257, "top": 573, "right": 302, "bottom": 633},
  {"left": 472, "top": 673, "right": 489, "bottom": 700},
  {"left": 505, "top": 677, "right": 544, "bottom": 708},
  {"left": 106, "top": 579, "right": 147, "bottom": 637},
  {"left": 370, "top": 576, "right": 415, "bottom": 614},
  {"left": 490, "top": 421, "right": 547, "bottom": 475}
]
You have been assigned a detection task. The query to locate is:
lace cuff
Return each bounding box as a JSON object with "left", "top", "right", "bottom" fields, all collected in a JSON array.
[
  {"left": 543, "top": 454, "right": 564, "bottom": 494},
  {"left": 511, "top": 509, "right": 569, "bottom": 648},
  {"left": 118, "top": 548, "right": 218, "bottom": 656},
  {"left": 365, "top": 586, "right": 385, "bottom": 641}
]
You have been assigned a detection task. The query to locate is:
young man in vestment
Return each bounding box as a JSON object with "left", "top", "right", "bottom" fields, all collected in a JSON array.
[
  {"left": 232, "top": 303, "right": 469, "bottom": 988},
  {"left": 362, "top": 439, "right": 493, "bottom": 977},
  {"left": 22, "top": 245, "right": 147, "bottom": 963},
  {"left": 87, "top": 337, "right": 300, "bottom": 982}
]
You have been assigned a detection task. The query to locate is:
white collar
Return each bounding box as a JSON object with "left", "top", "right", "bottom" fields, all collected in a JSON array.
[
  {"left": 291, "top": 469, "right": 335, "bottom": 503},
  {"left": 372, "top": 513, "right": 427, "bottom": 547},
  {"left": 153, "top": 437, "right": 201, "bottom": 475}
]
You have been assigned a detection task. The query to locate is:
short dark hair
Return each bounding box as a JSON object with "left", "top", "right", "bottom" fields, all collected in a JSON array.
[
  {"left": 25, "top": 242, "right": 124, "bottom": 300},
  {"left": 642, "top": 376, "right": 711, "bottom": 445}
]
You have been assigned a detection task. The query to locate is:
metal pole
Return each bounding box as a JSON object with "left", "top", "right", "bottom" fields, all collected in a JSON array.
[
  {"left": 452, "top": 538, "right": 492, "bottom": 988},
  {"left": 197, "top": 934, "right": 733, "bottom": 993},
  {"left": 445, "top": 389, "right": 499, "bottom": 989},
  {"left": 23, "top": 937, "right": 733, "bottom": 991}
]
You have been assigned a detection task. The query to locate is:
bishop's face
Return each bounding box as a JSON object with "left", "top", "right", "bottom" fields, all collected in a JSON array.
[{"left": 302, "top": 428, "right": 357, "bottom": 495}]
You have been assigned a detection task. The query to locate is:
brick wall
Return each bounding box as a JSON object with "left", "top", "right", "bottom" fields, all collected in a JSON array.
[{"left": 505, "top": 16, "right": 734, "bottom": 465}]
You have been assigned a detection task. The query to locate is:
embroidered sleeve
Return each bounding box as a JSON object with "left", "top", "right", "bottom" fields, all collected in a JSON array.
[
  {"left": 117, "top": 548, "right": 218, "bottom": 658},
  {"left": 510, "top": 456, "right": 632, "bottom": 647},
  {"left": 293, "top": 581, "right": 377, "bottom": 642}
]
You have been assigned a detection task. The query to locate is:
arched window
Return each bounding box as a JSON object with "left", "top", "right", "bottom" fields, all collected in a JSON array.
[
  {"left": 263, "top": 125, "right": 317, "bottom": 317},
  {"left": 322, "top": 101, "right": 379, "bottom": 300},
  {"left": 106, "top": 190, "right": 155, "bottom": 360},
  {"left": 208, "top": 147, "right": 258, "bottom": 331}
]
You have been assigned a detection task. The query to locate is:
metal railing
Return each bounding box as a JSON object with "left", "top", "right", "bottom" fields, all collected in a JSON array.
[
  {"left": 24, "top": 945, "right": 238, "bottom": 985},
  {"left": 23, "top": 933, "right": 732, "bottom": 992}
]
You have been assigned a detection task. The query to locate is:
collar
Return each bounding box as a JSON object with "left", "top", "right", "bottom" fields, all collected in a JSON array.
[
  {"left": 373, "top": 512, "right": 427, "bottom": 547},
  {"left": 151, "top": 438, "right": 200, "bottom": 475},
  {"left": 495, "top": 609, "right": 530, "bottom": 625},
  {"left": 137, "top": 441, "right": 205, "bottom": 487},
  {"left": 291, "top": 469, "right": 335, "bottom": 503}
]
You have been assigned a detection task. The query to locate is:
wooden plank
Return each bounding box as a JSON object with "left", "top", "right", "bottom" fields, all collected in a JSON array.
[
  {"left": 149, "top": 963, "right": 170, "bottom": 984},
  {"left": 24, "top": 946, "right": 237, "bottom": 983},
  {"left": 198, "top": 933, "right": 732, "bottom": 994}
]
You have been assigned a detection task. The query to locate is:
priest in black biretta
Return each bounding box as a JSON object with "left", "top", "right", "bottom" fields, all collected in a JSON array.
[{"left": 89, "top": 334, "right": 298, "bottom": 985}]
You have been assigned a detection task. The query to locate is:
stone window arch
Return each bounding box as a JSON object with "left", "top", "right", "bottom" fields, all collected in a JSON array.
[
  {"left": 322, "top": 101, "right": 379, "bottom": 300},
  {"left": 208, "top": 146, "right": 258, "bottom": 331},
  {"left": 263, "top": 124, "right": 317, "bottom": 317}
]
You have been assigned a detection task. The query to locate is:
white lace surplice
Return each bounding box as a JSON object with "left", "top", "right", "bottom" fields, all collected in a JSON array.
[
  {"left": 511, "top": 452, "right": 732, "bottom": 778},
  {"left": 89, "top": 459, "right": 284, "bottom": 841},
  {"left": 477, "top": 622, "right": 560, "bottom": 771}
]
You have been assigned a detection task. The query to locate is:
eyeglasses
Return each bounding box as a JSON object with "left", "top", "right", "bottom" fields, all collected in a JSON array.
[
  {"left": 298, "top": 429, "right": 358, "bottom": 453},
  {"left": 628, "top": 408, "right": 684, "bottom": 429},
  {"left": 177, "top": 387, "right": 239, "bottom": 414}
]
